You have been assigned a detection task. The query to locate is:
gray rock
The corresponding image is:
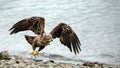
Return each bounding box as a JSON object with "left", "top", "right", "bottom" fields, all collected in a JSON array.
[
  {"left": 0, "top": 51, "right": 11, "bottom": 60},
  {"left": 15, "top": 56, "right": 23, "bottom": 60},
  {"left": 16, "top": 60, "right": 20, "bottom": 64},
  {"left": 82, "top": 61, "right": 103, "bottom": 68},
  {"left": 60, "top": 63, "right": 75, "bottom": 68}
]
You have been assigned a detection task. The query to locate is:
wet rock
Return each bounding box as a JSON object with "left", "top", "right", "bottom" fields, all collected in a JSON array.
[
  {"left": 82, "top": 62, "right": 103, "bottom": 68},
  {"left": 49, "top": 60, "right": 54, "bottom": 63},
  {"left": 60, "top": 63, "right": 75, "bottom": 68},
  {"left": 34, "top": 59, "right": 43, "bottom": 62},
  {"left": 19, "top": 63, "right": 27, "bottom": 68},
  {"left": 15, "top": 56, "right": 23, "bottom": 60},
  {"left": 0, "top": 51, "right": 11, "bottom": 60},
  {"left": 16, "top": 60, "right": 20, "bottom": 64},
  {"left": 9, "top": 59, "right": 16, "bottom": 64},
  {"left": 39, "top": 64, "right": 50, "bottom": 68},
  {"left": 44, "top": 60, "right": 55, "bottom": 64}
]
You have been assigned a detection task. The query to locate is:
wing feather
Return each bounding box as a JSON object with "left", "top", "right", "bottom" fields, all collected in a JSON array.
[
  {"left": 50, "top": 23, "right": 81, "bottom": 54},
  {"left": 9, "top": 16, "right": 45, "bottom": 35},
  {"left": 61, "top": 33, "right": 72, "bottom": 52}
]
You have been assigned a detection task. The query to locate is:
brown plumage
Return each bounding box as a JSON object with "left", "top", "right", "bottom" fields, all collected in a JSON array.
[
  {"left": 24, "top": 35, "right": 46, "bottom": 52},
  {"left": 9, "top": 16, "right": 81, "bottom": 56},
  {"left": 9, "top": 16, "right": 45, "bottom": 35},
  {"left": 50, "top": 23, "right": 81, "bottom": 54}
]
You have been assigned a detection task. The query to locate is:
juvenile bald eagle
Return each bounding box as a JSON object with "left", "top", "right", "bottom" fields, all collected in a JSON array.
[{"left": 9, "top": 16, "right": 81, "bottom": 57}]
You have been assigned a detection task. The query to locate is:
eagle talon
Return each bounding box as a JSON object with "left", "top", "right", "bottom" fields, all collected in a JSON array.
[
  {"left": 29, "top": 50, "right": 35, "bottom": 56},
  {"left": 35, "top": 51, "right": 40, "bottom": 57}
]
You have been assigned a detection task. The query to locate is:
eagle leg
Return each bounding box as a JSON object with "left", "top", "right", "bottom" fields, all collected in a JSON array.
[
  {"left": 29, "top": 46, "right": 36, "bottom": 57},
  {"left": 35, "top": 51, "right": 40, "bottom": 57},
  {"left": 29, "top": 50, "right": 35, "bottom": 57},
  {"left": 35, "top": 47, "right": 41, "bottom": 57}
]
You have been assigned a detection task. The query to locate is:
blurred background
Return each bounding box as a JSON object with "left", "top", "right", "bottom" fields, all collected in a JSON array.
[{"left": 0, "top": 0, "right": 120, "bottom": 65}]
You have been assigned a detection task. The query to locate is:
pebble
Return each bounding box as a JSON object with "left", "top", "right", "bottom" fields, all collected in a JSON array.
[{"left": 15, "top": 56, "right": 23, "bottom": 60}]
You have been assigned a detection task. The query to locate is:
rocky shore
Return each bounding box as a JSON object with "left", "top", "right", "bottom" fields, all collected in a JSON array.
[{"left": 0, "top": 51, "right": 120, "bottom": 68}]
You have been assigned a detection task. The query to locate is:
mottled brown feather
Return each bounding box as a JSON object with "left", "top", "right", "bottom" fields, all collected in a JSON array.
[
  {"left": 50, "top": 23, "right": 81, "bottom": 54},
  {"left": 9, "top": 16, "right": 45, "bottom": 35},
  {"left": 24, "top": 35, "right": 45, "bottom": 52},
  {"left": 24, "top": 35, "right": 35, "bottom": 45}
]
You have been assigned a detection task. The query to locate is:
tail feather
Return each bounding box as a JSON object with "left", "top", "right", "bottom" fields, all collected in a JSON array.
[{"left": 24, "top": 35, "right": 35, "bottom": 45}]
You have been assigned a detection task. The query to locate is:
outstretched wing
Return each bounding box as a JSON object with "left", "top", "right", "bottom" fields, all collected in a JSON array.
[
  {"left": 50, "top": 23, "right": 81, "bottom": 54},
  {"left": 9, "top": 16, "right": 45, "bottom": 35}
]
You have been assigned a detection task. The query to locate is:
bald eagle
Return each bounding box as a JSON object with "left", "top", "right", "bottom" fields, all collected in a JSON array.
[{"left": 9, "top": 16, "right": 81, "bottom": 57}]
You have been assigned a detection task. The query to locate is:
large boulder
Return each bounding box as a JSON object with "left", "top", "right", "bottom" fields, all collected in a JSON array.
[{"left": 0, "top": 51, "right": 11, "bottom": 60}]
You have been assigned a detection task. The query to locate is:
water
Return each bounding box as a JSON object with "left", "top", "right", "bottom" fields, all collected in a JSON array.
[{"left": 0, "top": 0, "right": 120, "bottom": 65}]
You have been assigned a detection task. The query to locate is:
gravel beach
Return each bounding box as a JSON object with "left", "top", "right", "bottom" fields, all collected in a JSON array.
[
  {"left": 0, "top": 51, "right": 120, "bottom": 68},
  {"left": 0, "top": 58, "right": 120, "bottom": 68}
]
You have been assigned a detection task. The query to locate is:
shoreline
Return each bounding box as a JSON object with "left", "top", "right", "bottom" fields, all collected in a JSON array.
[
  {"left": 0, "top": 51, "right": 120, "bottom": 68},
  {"left": 0, "top": 58, "right": 120, "bottom": 68}
]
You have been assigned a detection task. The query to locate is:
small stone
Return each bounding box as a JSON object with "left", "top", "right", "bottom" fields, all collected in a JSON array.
[
  {"left": 9, "top": 59, "right": 16, "bottom": 64},
  {"left": 54, "top": 65, "right": 63, "bottom": 68},
  {"left": 13, "top": 64, "right": 19, "bottom": 68},
  {"left": 26, "top": 65, "right": 31, "bottom": 68},
  {"left": 60, "top": 63, "right": 74, "bottom": 68},
  {"left": 0, "top": 65, "right": 4, "bottom": 68},
  {"left": 82, "top": 61, "right": 103, "bottom": 67},
  {"left": 44, "top": 60, "right": 55, "bottom": 64},
  {"left": 34, "top": 59, "right": 43, "bottom": 62},
  {"left": 48, "top": 65, "right": 54, "bottom": 68},
  {"left": 16, "top": 60, "right": 20, "bottom": 64},
  {"left": 5, "top": 62, "right": 11, "bottom": 65},
  {"left": 94, "top": 64, "right": 99, "bottom": 67},
  {"left": 18, "top": 63, "right": 26, "bottom": 68},
  {"left": 15, "top": 56, "right": 23, "bottom": 60},
  {"left": 49, "top": 60, "right": 54, "bottom": 63}
]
